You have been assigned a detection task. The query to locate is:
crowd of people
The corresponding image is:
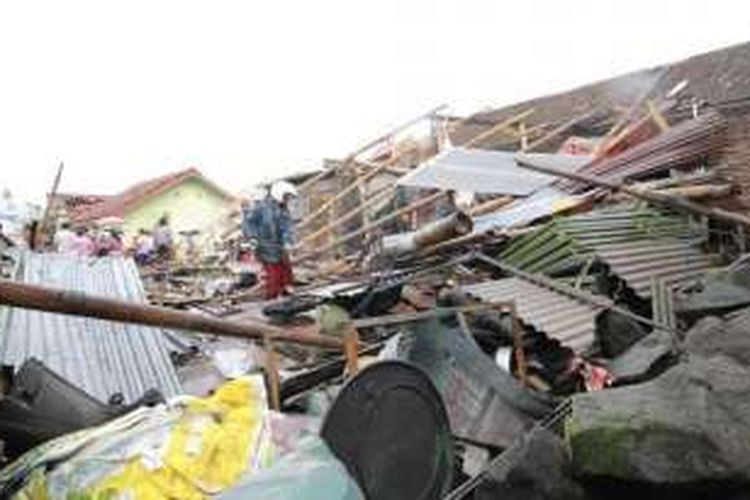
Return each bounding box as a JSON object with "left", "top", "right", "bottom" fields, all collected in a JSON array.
[
  {"left": 54, "top": 223, "right": 125, "bottom": 258},
  {"left": 52, "top": 215, "right": 174, "bottom": 264},
  {"left": 37, "top": 178, "right": 300, "bottom": 302}
]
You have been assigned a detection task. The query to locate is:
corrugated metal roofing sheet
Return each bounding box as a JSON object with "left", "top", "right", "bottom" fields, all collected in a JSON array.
[
  {"left": 472, "top": 187, "right": 591, "bottom": 234},
  {"left": 594, "top": 240, "right": 714, "bottom": 296},
  {"left": 0, "top": 252, "right": 181, "bottom": 402},
  {"left": 498, "top": 205, "right": 716, "bottom": 297},
  {"left": 461, "top": 277, "right": 609, "bottom": 353},
  {"left": 398, "top": 147, "right": 590, "bottom": 195}
]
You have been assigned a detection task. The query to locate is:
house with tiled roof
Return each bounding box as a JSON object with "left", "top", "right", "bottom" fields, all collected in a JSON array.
[{"left": 56, "top": 167, "right": 237, "bottom": 245}]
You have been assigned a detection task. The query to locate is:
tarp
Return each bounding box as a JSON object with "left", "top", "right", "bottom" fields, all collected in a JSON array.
[
  {"left": 3, "top": 376, "right": 275, "bottom": 499},
  {"left": 218, "top": 436, "right": 364, "bottom": 500}
]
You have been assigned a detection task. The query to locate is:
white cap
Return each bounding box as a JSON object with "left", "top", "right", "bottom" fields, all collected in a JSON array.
[{"left": 270, "top": 181, "right": 298, "bottom": 202}]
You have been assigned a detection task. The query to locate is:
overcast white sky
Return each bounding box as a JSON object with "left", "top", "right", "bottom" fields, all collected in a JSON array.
[{"left": 1, "top": 0, "right": 749, "bottom": 203}]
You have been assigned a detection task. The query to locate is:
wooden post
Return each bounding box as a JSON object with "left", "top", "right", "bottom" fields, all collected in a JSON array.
[
  {"left": 263, "top": 333, "right": 281, "bottom": 411},
  {"left": 297, "top": 190, "right": 446, "bottom": 261},
  {"left": 647, "top": 100, "right": 670, "bottom": 132},
  {"left": 38, "top": 161, "right": 64, "bottom": 249},
  {"left": 297, "top": 158, "right": 397, "bottom": 230},
  {"left": 295, "top": 185, "right": 397, "bottom": 250},
  {"left": 507, "top": 303, "right": 528, "bottom": 386},
  {"left": 343, "top": 326, "right": 360, "bottom": 377}
]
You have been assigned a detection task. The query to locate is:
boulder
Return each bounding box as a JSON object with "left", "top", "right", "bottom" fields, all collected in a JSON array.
[
  {"left": 476, "top": 427, "right": 588, "bottom": 500},
  {"left": 607, "top": 329, "right": 675, "bottom": 383},
  {"left": 684, "top": 307, "right": 750, "bottom": 367},
  {"left": 567, "top": 356, "right": 750, "bottom": 484}
]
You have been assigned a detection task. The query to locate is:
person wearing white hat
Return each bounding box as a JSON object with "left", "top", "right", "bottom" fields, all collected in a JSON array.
[{"left": 242, "top": 181, "right": 298, "bottom": 299}]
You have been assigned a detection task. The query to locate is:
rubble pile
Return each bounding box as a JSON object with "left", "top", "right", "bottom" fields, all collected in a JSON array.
[{"left": 2, "top": 41, "right": 750, "bottom": 499}]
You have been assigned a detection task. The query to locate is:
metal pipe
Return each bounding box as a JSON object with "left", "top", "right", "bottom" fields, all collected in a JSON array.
[
  {"left": 379, "top": 211, "right": 473, "bottom": 258},
  {"left": 0, "top": 279, "right": 343, "bottom": 349}
]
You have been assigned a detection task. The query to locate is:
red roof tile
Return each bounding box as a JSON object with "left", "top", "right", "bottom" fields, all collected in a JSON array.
[{"left": 72, "top": 167, "right": 234, "bottom": 222}]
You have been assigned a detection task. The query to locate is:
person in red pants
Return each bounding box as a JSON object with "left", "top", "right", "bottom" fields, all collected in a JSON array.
[{"left": 242, "top": 181, "right": 298, "bottom": 299}]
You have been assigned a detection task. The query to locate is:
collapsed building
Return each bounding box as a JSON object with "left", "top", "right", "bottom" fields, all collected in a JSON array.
[{"left": 1, "top": 41, "right": 750, "bottom": 499}]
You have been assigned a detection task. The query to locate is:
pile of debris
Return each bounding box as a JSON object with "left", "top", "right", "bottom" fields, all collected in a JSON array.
[{"left": 2, "top": 41, "right": 750, "bottom": 499}]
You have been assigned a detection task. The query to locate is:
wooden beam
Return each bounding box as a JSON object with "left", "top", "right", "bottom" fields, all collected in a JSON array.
[
  {"left": 297, "top": 104, "right": 446, "bottom": 195},
  {"left": 343, "top": 326, "right": 360, "bottom": 377},
  {"left": 462, "top": 109, "right": 535, "bottom": 148},
  {"left": 597, "top": 69, "right": 667, "bottom": 154},
  {"left": 515, "top": 157, "right": 750, "bottom": 229},
  {"left": 342, "top": 104, "right": 447, "bottom": 164},
  {"left": 468, "top": 196, "right": 514, "bottom": 217},
  {"left": 508, "top": 303, "right": 528, "bottom": 387},
  {"left": 519, "top": 122, "right": 528, "bottom": 151},
  {"left": 525, "top": 110, "right": 598, "bottom": 152},
  {"left": 296, "top": 184, "right": 398, "bottom": 250},
  {"left": 647, "top": 100, "right": 670, "bottom": 132},
  {"left": 297, "top": 190, "right": 446, "bottom": 261},
  {"left": 297, "top": 158, "right": 396, "bottom": 229}
]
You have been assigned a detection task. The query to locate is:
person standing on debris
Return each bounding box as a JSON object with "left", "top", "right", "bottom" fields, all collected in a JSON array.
[
  {"left": 153, "top": 215, "right": 174, "bottom": 262},
  {"left": 243, "top": 181, "right": 297, "bottom": 299}
]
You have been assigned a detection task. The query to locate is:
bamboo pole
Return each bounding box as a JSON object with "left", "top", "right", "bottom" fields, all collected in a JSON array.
[
  {"left": 515, "top": 157, "right": 750, "bottom": 229},
  {"left": 647, "top": 100, "right": 670, "bottom": 132},
  {"left": 295, "top": 184, "right": 397, "bottom": 250},
  {"left": 524, "top": 110, "right": 599, "bottom": 152},
  {"left": 609, "top": 183, "right": 734, "bottom": 202},
  {"left": 596, "top": 69, "right": 667, "bottom": 156},
  {"left": 296, "top": 105, "right": 447, "bottom": 195},
  {"left": 468, "top": 196, "right": 514, "bottom": 217},
  {"left": 0, "top": 279, "right": 344, "bottom": 349},
  {"left": 297, "top": 159, "right": 396, "bottom": 230},
  {"left": 462, "top": 109, "right": 535, "bottom": 148},
  {"left": 38, "top": 161, "right": 64, "bottom": 248},
  {"left": 297, "top": 190, "right": 446, "bottom": 261},
  {"left": 341, "top": 104, "right": 447, "bottom": 164}
]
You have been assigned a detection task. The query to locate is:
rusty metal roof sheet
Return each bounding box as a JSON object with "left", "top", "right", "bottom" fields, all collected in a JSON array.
[
  {"left": 462, "top": 277, "right": 609, "bottom": 353},
  {"left": 0, "top": 252, "right": 181, "bottom": 402}
]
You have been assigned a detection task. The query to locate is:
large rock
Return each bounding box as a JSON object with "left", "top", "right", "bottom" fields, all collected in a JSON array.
[
  {"left": 684, "top": 307, "right": 750, "bottom": 367},
  {"left": 567, "top": 355, "right": 750, "bottom": 484},
  {"left": 476, "top": 428, "right": 588, "bottom": 500},
  {"left": 607, "top": 329, "right": 675, "bottom": 383}
]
